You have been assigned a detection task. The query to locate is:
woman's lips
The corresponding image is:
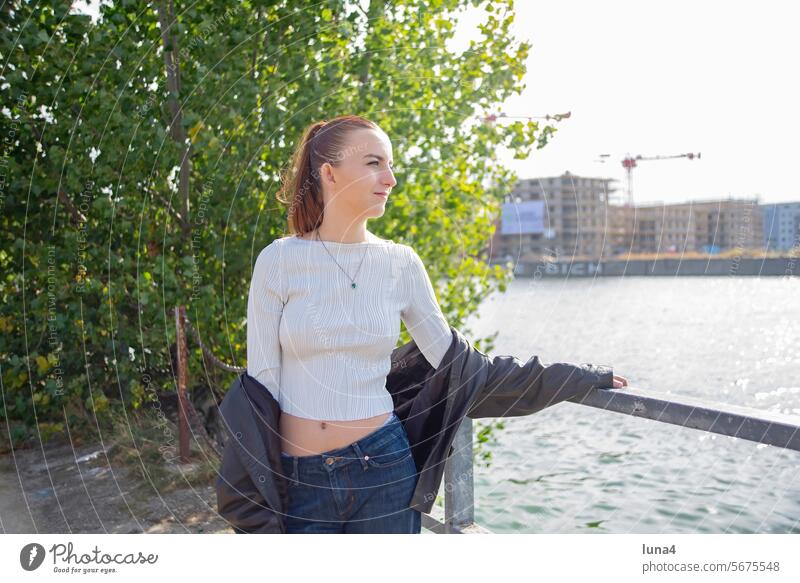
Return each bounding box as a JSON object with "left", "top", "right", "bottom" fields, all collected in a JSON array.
[{"left": 373, "top": 192, "right": 388, "bottom": 198}]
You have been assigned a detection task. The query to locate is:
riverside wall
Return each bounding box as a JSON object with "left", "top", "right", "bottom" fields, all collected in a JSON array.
[{"left": 508, "top": 257, "right": 798, "bottom": 278}]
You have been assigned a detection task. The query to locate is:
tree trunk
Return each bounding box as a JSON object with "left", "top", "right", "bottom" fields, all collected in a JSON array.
[{"left": 157, "top": 0, "right": 192, "bottom": 240}]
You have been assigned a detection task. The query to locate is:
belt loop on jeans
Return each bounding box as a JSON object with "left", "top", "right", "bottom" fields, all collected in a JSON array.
[
  {"left": 351, "top": 442, "right": 369, "bottom": 470},
  {"left": 292, "top": 456, "right": 299, "bottom": 485}
]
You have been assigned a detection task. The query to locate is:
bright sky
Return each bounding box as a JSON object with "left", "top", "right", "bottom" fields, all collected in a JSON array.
[
  {"left": 451, "top": 0, "right": 800, "bottom": 205},
  {"left": 74, "top": 1, "right": 798, "bottom": 205}
]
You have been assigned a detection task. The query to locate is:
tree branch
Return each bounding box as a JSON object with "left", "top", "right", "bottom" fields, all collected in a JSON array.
[{"left": 57, "top": 188, "right": 86, "bottom": 225}]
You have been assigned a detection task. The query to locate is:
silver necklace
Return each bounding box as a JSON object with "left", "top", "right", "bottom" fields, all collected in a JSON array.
[{"left": 315, "top": 228, "right": 369, "bottom": 289}]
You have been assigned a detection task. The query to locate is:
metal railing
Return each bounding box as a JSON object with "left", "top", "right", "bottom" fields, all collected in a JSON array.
[
  {"left": 172, "top": 306, "right": 241, "bottom": 463},
  {"left": 570, "top": 386, "right": 800, "bottom": 452},
  {"left": 174, "top": 306, "right": 800, "bottom": 534},
  {"left": 425, "top": 387, "right": 800, "bottom": 534}
]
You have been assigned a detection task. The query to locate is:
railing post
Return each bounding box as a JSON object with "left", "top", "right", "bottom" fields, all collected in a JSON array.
[
  {"left": 444, "top": 416, "right": 475, "bottom": 533},
  {"left": 175, "top": 305, "right": 190, "bottom": 463}
]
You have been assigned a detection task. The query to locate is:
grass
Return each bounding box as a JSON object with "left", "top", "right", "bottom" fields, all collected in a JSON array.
[{"left": 81, "top": 406, "right": 220, "bottom": 494}]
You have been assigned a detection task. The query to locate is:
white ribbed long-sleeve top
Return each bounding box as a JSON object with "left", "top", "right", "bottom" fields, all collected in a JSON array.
[{"left": 246, "top": 234, "right": 452, "bottom": 421}]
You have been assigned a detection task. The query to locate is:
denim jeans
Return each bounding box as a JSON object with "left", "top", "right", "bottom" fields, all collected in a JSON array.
[{"left": 279, "top": 411, "right": 421, "bottom": 533}]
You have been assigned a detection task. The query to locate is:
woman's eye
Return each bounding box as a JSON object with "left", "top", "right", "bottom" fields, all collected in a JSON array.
[{"left": 368, "top": 161, "right": 395, "bottom": 170}]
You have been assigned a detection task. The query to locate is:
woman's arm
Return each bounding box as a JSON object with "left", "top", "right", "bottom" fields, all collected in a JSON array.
[
  {"left": 246, "top": 241, "right": 285, "bottom": 402},
  {"left": 400, "top": 246, "right": 452, "bottom": 369},
  {"left": 467, "top": 352, "right": 616, "bottom": 418}
]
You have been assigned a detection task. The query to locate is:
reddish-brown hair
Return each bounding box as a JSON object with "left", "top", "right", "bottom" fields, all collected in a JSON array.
[{"left": 277, "top": 114, "right": 380, "bottom": 236}]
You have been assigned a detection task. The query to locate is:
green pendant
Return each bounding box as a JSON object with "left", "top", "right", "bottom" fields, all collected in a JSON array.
[{"left": 351, "top": 282, "right": 357, "bottom": 289}]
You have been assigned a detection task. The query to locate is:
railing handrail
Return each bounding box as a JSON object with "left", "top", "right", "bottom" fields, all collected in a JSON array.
[
  {"left": 430, "top": 387, "right": 800, "bottom": 534},
  {"left": 570, "top": 386, "right": 800, "bottom": 453}
]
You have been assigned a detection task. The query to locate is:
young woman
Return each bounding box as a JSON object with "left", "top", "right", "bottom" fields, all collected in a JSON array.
[{"left": 247, "top": 114, "right": 628, "bottom": 534}]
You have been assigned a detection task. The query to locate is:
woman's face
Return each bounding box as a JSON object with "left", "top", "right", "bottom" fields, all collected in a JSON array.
[{"left": 320, "top": 128, "right": 397, "bottom": 219}]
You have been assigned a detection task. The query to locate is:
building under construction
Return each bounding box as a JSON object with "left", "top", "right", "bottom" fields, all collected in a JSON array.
[
  {"left": 490, "top": 172, "right": 768, "bottom": 262},
  {"left": 621, "top": 198, "right": 763, "bottom": 255},
  {"left": 489, "top": 171, "right": 617, "bottom": 262}
]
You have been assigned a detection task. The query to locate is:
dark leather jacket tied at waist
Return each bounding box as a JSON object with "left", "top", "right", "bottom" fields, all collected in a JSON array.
[{"left": 215, "top": 325, "right": 615, "bottom": 533}]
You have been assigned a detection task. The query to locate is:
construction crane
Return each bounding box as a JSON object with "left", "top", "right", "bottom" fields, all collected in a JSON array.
[
  {"left": 484, "top": 111, "right": 572, "bottom": 124},
  {"left": 601, "top": 152, "right": 701, "bottom": 206}
]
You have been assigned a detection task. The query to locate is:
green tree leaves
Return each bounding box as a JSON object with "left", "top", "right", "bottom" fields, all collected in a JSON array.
[{"left": 1, "top": 0, "right": 555, "bottom": 443}]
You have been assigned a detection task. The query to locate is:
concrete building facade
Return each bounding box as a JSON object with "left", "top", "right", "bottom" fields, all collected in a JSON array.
[
  {"left": 626, "top": 198, "right": 763, "bottom": 254},
  {"left": 762, "top": 202, "right": 800, "bottom": 251},
  {"left": 489, "top": 172, "right": 772, "bottom": 261},
  {"left": 490, "top": 171, "right": 617, "bottom": 262}
]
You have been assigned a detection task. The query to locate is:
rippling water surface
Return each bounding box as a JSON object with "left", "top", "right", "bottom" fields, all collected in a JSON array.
[{"left": 463, "top": 276, "right": 800, "bottom": 533}]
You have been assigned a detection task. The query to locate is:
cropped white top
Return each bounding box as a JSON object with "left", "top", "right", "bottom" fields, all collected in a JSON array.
[{"left": 246, "top": 234, "right": 452, "bottom": 421}]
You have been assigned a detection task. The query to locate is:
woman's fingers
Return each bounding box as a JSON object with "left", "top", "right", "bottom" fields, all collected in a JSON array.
[{"left": 612, "top": 374, "right": 628, "bottom": 388}]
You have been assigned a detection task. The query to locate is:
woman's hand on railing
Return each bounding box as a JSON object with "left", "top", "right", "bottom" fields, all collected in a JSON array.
[{"left": 612, "top": 375, "right": 628, "bottom": 389}]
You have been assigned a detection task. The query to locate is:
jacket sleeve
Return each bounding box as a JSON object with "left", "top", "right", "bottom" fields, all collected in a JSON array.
[
  {"left": 215, "top": 435, "right": 284, "bottom": 534},
  {"left": 466, "top": 350, "right": 614, "bottom": 419}
]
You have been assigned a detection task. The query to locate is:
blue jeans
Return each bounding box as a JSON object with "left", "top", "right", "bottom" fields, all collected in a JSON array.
[{"left": 279, "top": 411, "right": 421, "bottom": 533}]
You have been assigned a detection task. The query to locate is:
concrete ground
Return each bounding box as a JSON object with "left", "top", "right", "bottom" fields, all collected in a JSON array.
[{"left": 0, "top": 436, "right": 232, "bottom": 534}]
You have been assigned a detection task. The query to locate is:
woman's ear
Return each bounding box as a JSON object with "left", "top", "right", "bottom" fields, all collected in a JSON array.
[{"left": 320, "top": 162, "right": 336, "bottom": 185}]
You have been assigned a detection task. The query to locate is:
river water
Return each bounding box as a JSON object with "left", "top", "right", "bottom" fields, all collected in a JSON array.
[{"left": 465, "top": 276, "right": 800, "bottom": 533}]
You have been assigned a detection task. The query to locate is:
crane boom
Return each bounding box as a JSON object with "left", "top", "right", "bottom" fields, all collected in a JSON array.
[{"left": 620, "top": 152, "right": 701, "bottom": 206}]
